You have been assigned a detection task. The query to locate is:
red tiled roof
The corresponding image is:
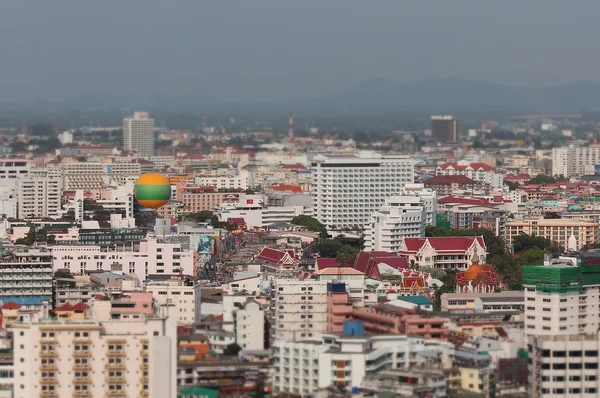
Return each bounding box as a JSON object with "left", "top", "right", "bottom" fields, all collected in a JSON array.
[
  {"left": 95, "top": 294, "right": 106, "bottom": 300},
  {"left": 54, "top": 303, "right": 75, "bottom": 312},
  {"left": 227, "top": 217, "right": 246, "bottom": 225},
  {"left": 272, "top": 185, "right": 303, "bottom": 193},
  {"left": 424, "top": 175, "right": 477, "bottom": 185},
  {"left": 256, "top": 247, "right": 298, "bottom": 265},
  {"left": 353, "top": 251, "right": 408, "bottom": 279},
  {"left": 403, "top": 277, "right": 425, "bottom": 288},
  {"left": 438, "top": 162, "right": 495, "bottom": 171},
  {"left": 73, "top": 302, "right": 89, "bottom": 310},
  {"left": 401, "top": 236, "right": 486, "bottom": 254},
  {"left": 315, "top": 258, "right": 341, "bottom": 270},
  {"left": 1, "top": 301, "right": 21, "bottom": 310},
  {"left": 438, "top": 196, "right": 492, "bottom": 206}
]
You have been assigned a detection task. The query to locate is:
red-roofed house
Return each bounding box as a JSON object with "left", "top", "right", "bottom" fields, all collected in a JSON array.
[
  {"left": 314, "top": 258, "right": 341, "bottom": 271},
  {"left": 271, "top": 185, "right": 303, "bottom": 193},
  {"left": 0, "top": 302, "right": 21, "bottom": 327},
  {"left": 353, "top": 251, "right": 408, "bottom": 280},
  {"left": 53, "top": 302, "right": 90, "bottom": 320},
  {"left": 398, "top": 236, "right": 487, "bottom": 270},
  {"left": 255, "top": 247, "right": 299, "bottom": 268},
  {"left": 436, "top": 162, "right": 498, "bottom": 185}
]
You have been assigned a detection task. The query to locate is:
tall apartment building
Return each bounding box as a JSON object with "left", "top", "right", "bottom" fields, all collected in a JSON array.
[
  {"left": 0, "top": 186, "right": 17, "bottom": 218},
  {"left": 272, "top": 333, "right": 453, "bottom": 396},
  {"left": 312, "top": 152, "right": 414, "bottom": 230},
  {"left": 431, "top": 115, "right": 458, "bottom": 143},
  {"left": 0, "top": 159, "right": 30, "bottom": 183},
  {"left": 523, "top": 261, "right": 600, "bottom": 337},
  {"left": 504, "top": 217, "right": 599, "bottom": 251},
  {"left": 61, "top": 162, "right": 141, "bottom": 192},
  {"left": 528, "top": 334, "right": 600, "bottom": 398},
  {"left": 552, "top": 145, "right": 600, "bottom": 177},
  {"left": 523, "top": 256, "right": 600, "bottom": 397},
  {"left": 124, "top": 111, "right": 155, "bottom": 156},
  {"left": 51, "top": 238, "right": 194, "bottom": 284},
  {"left": 274, "top": 279, "right": 328, "bottom": 340},
  {"left": 145, "top": 279, "right": 201, "bottom": 325},
  {"left": 11, "top": 304, "right": 178, "bottom": 398},
  {"left": 0, "top": 246, "right": 53, "bottom": 300},
  {"left": 364, "top": 195, "right": 427, "bottom": 252},
  {"left": 17, "top": 168, "right": 62, "bottom": 219}
]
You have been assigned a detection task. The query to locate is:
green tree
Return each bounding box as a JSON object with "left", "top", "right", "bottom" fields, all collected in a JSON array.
[
  {"left": 319, "top": 239, "right": 343, "bottom": 258},
  {"left": 291, "top": 215, "right": 327, "bottom": 238},
  {"left": 528, "top": 174, "right": 557, "bottom": 184},
  {"left": 505, "top": 181, "right": 520, "bottom": 191},
  {"left": 409, "top": 259, "right": 420, "bottom": 270},
  {"left": 513, "top": 233, "right": 562, "bottom": 253},
  {"left": 336, "top": 245, "right": 359, "bottom": 266},
  {"left": 187, "top": 210, "right": 214, "bottom": 223},
  {"left": 223, "top": 343, "right": 242, "bottom": 356}
]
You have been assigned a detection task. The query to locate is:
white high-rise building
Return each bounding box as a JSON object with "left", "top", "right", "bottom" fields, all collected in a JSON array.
[
  {"left": 274, "top": 279, "right": 328, "bottom": 341},
  {"left": 11, "top": 304, "right": 178, "bottom": 398},
  {"left": 51, "top": 238, "right": 194, "bottom": 284},
  {"left": 145, "top": 279, "right": 201, "bottom": 325},
  {"left": 364, "top": 196, "right": 427, "bottom": 252},
  {"left": 312, "top": 152, "right": 414, "bottom": 230},
  {"left": 273, "top": 334, "right": 453, "bottom": 396},
  {"left": 552, "top": 145, "right": 600, "bottom": 177},
  {"left": 124, "top": 112, "right": 155, "bottom": 156},
  {"left": 0, "top": 186, "right": 17, "bottom": 218},
  {"left": 17, "top": 168, "right": 62, "bottom": 219}
]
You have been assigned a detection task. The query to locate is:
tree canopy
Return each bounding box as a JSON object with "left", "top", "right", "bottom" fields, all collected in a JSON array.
[
  {"left": 223, "top": 343, "right": 242, "bottom": 356},
  {"left": 318, "top": 239, "right": 343, "bottom": 258},
  {"left": 528, "top": 174, "right": 556, "bottom": 184},
  {"left": 336, "top": 245, "right": 359, "bottom": 266},
  {"left": 513, "top": 233, "right": 563, "bottom": 253},
  {"left": 291, "top": 215, "right": 327, "bottom": 238}
]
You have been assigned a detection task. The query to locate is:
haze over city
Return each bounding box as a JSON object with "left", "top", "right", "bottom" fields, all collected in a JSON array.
[{"left": 2, "top": 0, "right": 600, "bottom": 103}]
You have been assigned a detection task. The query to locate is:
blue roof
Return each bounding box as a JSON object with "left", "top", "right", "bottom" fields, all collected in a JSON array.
[
  {"left": 398, "top": 296, "right": 433, "bottom": 305},
  {"left": 1, "top": 296, "right": 49, "bottom": 306}
]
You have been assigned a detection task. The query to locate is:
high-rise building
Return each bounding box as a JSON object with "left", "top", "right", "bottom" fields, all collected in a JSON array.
[
  {"left": 17, "top": 168, "right": 62, "bottom": 219},
  {"left": 11, "top": 304, "right": 178, "bottom": 398},
  {"left": 0, "top": 246, "right": 53, "bottom": 300},
  {"left": 312, "top": 152, "right": 414, "bottom": 230},
  {"left": 273, "top": 279, "right": 328, "bottom": 341},
  {"left": 124, "top": 112, "right": 155, "bottom": 156},
  {"left": 552, "top": 145, "right": 600, "bottom": 177},
  {"left": 431, "top": 116, "right": 458, "bottom": 143},
  {"left": 505, "top": 217, "right": 599, "bottom": 251}
]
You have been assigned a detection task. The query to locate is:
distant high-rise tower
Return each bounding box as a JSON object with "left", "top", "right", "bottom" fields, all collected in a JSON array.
[
  {"left": 123, "top": 112, "right": 155, "bottom": 156},
  {"left": 288, "top": 110, "right": 294, "bottom": 141},
  {"left": 431, "top": 115, "right": 458, "bottom": 143}
]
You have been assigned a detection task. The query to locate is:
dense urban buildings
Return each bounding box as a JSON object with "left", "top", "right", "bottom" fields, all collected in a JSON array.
[{"left": 123, "top": 111, "right": 155, "bottom": 156}]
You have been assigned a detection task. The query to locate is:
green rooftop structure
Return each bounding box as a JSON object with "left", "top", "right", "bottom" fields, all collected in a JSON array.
[{"left": 522, "top": 260, "right": 600, "bottom": 292}]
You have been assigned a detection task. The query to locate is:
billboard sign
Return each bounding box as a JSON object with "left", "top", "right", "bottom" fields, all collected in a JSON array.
[{"left": 197, "top": 235, "right": 212, "bottom": 254}]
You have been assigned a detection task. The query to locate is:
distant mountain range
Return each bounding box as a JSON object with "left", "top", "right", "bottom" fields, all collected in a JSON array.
[{"left": 2, "top": 76, "right": 600, "bottom": 112}]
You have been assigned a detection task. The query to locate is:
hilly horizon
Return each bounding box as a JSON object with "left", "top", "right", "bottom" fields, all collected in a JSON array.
[{"left": 2, "top": 76, "right": 600, "bottom": 113}]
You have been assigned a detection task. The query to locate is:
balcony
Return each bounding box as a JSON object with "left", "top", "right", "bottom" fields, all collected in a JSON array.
[
  {"left": 73, "top": 377, "right": 92, "bottom": 384},
  {"left": 40, "top": 378, "right": 58, "bottom": 385},
  {"left": 40, "top": 392, "right": 58, "bottom": 398},
  {"left": 106, "top": 391, "right": 127, "bottom": 397},
  {"left": 40, "top": 364, "right": 58, "bottom": 371},
  {"left": 106, "top": 376, "right": 127, "bottom": 384},
  {"left": 73, "top": 392, "right": 92, "bottom": 398},
  {"left": 106, "top": 351, "right": 126, "bottom": 357},
  {"left": 72, "top": 338, "right": 92, "bottom": 344},
  {"left": 73, "top": 351, "right": 91, "bottom": 357},
  {"left": 106, "top": 363, "right": 126, "bottom": 371},
  {"left": 73, "top": 364, "right": 92, "bottom": 371},
  {"left": 40, "top": 351, "right": 58, "bottom": 358}
]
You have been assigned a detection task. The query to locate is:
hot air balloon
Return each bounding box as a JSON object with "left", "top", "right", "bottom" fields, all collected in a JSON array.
[{"left": 134, "top": 173, "right": 171, "bottom": 209}]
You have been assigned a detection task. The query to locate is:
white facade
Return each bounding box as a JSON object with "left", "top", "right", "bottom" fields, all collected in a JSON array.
[
  {"left": 312, "top": 152, "right": 414, "bottom": 230},
  {"left": 0, "top": 246, "right": 53, "bottom": 300},
  {"left": 236, "top": 299, "right": 265, "bottom": 351},
  {"left": 124, "top": 112, "right": 155, "bottom": 156},
  {"left": 0, "top": 186, "right": 17, "bottom": 218},
  {"left": 273, "top": 334, "right": 453, "bottom": 396},
  {"left": 145, "top": 280, "right": 200, "bottom": 325},
  {"left": 61, "top": 162, "right": 141, "bottom": 191},
  {"left": 552, "top": 145, "right": 600, "bottom": 177},
  {"left": 0, "top": 159, "right": 30, "bottom": 183},
  {"left": 529, "top": 334, "right": 600, "bottom": 398},
  {"left": 51, "top": 238, "right": 194, "bottom": 284},
  {"left": 364, "top": 195, "right": 427, "bottom": 252},
  {"left": 195, "top": 169, "right": 250, "bottom": 190},
  {"left": 11, "top": 305, "right": 178, "bottom": 398},
  {"left": 524, "top": 264, "right": 600, "bottom": 338},
  {"left": 17, "top": 170, "right": 62, "bottom": 219},
  {"left": 274, "top": 279, "right": 328, "bottom": 340},
  {"left": 218, "top": 205, "right": 310, "bottom": 229}
]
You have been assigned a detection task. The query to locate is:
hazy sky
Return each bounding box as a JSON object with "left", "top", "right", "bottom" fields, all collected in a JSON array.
[{"left": 1, "top": 0, "right": 599, "bottom": 102}]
